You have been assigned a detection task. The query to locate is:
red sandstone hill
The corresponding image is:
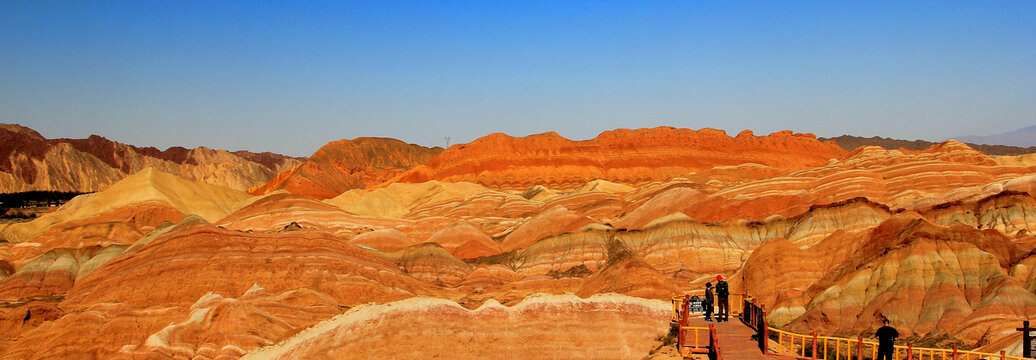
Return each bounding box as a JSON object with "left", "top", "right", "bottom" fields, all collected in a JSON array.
[
  {"left": 0, "top": 124, "right": 303, "bottom": 192},
  {"left": 383, "top": 127, "right": 848, "bottom": 191},
  {"left": 247, "top": 137, "right": 443, "bottom": 199}
]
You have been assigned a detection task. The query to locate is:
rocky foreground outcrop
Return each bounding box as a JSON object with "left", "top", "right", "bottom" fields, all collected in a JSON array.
[
  {"left": 739, "top": 212, "right": 1036, "bottom": 346},
  {"left": 0, "top": 216, "right": 432, "bottom": 359},
  {"left": 0, "top": 124, "right": 302, "bottom": 193}
]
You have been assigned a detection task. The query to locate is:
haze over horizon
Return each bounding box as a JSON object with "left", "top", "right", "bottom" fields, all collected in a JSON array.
[{"left": 2, "top": 1, "right": 1034, "bottom": 156}]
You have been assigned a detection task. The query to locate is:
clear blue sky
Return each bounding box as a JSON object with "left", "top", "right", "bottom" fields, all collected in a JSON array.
[{"left": 2, "top": 1, "right": 1034, "bottom": 156}]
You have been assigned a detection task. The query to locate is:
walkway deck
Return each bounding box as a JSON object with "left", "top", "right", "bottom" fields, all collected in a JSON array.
[{"left": 682, "top": 317, "right": 783, "bottom": 359}]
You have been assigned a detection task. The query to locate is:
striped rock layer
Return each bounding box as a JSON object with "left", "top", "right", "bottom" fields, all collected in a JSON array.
[{"left": 240, "top": 294, "right": 669, "bottom": 360}]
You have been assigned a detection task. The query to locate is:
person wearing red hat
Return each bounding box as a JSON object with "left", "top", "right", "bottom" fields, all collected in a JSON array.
[{"left": 715, "top": 275, "right": 729, "bottom": 322}]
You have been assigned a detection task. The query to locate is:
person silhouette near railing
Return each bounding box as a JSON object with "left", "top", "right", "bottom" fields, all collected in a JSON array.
[{"left": 875, "top": 318, "right": 899, "bottom": 360}]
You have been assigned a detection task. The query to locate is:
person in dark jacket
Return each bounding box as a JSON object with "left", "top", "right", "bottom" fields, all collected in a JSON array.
[
  {"left": 715, "top": 275, "right": 729, "bottom": 322},
  {"left": 875, "top": 319, "right": 899, "bottom": 360},
  {"left": 703, "top": 282, "right": 714, "bottom": 322}
]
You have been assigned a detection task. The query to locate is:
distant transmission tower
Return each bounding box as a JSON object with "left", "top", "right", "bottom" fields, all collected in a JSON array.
[{"left": 445, "top": 136, "right": 451, "bottom": 148}]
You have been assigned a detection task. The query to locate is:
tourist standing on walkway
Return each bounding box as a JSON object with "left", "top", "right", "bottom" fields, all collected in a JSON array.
[
  {"left": 715, "top": 275, "right": 729, "bottom": 322},
  {"left": 703, "top": 282, "right": 714, "bottom": 322},
  {"left": 875, "top": 319, "right": 899, "bottom": 360}
]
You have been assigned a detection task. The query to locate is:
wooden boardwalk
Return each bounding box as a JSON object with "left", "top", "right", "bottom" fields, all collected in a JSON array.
[
  {"left": 675, "top": 296, "right": 1025, "bottom": 360},
  {"left": 682, "top": 317, "right": 783, "bottom": 359}
]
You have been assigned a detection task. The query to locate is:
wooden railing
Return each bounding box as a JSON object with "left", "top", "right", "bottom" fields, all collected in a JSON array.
[
  {"left": 673, "top": 295, "right": 725, "bottom": 359},
  {"left": 742, "top": 296, "right": 768, "bottom": 353},
  {"left": 766, "top": 326, "right": 1025, "bottom": 360},
  {"left": 740, "top": 296, "right": 1025, "bottom": 360},
  {"left": 670, "top": 293, "right": 746, "bottom": 323},
  {"left": 679, "top": 325, "right": 710, "bottom": 352},
  {"left": 674, "top": 324, "right": 724, "bottom": 359},
  {"left": 710, "top": 323, "right": 723, "bottom": 360}
]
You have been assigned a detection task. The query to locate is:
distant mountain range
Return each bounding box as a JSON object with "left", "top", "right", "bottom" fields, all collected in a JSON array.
[
  {"left": 5, "top": 122, "right": 1035, "bottom": 196},
  {"left": 0, "top": 123, "right": 303, "bottom": 193},
  {"left": 820, "top": 134, "right": 1036, "bottom": 156},
  {"left": 949, "top": 125, "right": 1036, "bottom": 148}
]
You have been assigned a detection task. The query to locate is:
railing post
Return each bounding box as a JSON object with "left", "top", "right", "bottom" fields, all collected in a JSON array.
[
  {"left": 1000, "top": 349, "right": 1006, "bottom": 360},
  {"left": 679, "top": 296, "right": 687, "bottom": 323},
  {"left": 907, "top": 342, "right": 913, "bottom": 360},
  {"left": 801, "top": 334, "right": 806, "bottom": 358},
  {"left": 743, "top": 299, "right": 749, "bottom": 325},
  {"left": 812, "top": 332, "right": 818, "bottom": 360},
  {"left": 709, "top": 323, "right": 718, "bottom": 360},
  {"left": 677, "top": 324, "right": 684, "bottom": 352},
  {"left": 743, "top": 297, "right": 750, "bottom": 326},
  {"left": 678, "top": 296, "right": 688, "bottom": 353},
  {"left": 679, "top": 296, "right": 687, "bottom": 321},
  {"left": 760, "top": 305, "right": 768, "bottom": 355},
  {"left": 712, "top": 324, "right": 716, "bottom": 360},
  {"left": 858, "top": 336, "right": 864, "bottom": 360},
  {"left": 753, "top": 299, "right": 759, "bottom": 329},
  {"left": 1023, "top": 321, "right": 1032, "bottom": 359},
  {"left": 743, "top": 296, "right": 750, "bottom": 324},
  {"left": 950, "top": 344, "right": 957, "bottom": 360}
]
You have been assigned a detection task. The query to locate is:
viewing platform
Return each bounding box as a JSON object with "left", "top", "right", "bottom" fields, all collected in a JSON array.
[{"left": 671, "top": 295, "right": 1031, "bottom": 360}]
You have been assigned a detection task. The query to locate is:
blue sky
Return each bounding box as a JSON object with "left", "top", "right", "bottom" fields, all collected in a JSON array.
[{"left": 2, "top": 1, "right": 1034, "bottom": 156}]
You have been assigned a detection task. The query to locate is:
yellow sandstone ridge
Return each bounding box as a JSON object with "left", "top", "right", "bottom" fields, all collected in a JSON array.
[
  {"left": 1, "top": 168, "right": 254, "bottom": 243},
  {"left": 241, "top": 293, "right": 669, "bottom": 360}
]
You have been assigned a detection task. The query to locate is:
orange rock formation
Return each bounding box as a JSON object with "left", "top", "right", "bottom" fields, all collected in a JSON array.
[
  {"left": 387, "top": 127, "right": 847, "bottom": 191},
  {"left": 247, "top": 137, "right": 442, "bottom": 199}
]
